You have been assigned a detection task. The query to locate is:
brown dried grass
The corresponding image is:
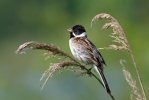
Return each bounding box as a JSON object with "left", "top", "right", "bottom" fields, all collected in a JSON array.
[
  {"left": 16, "top": 41, "right": 115, "bottom": 100},
  {"left": 120, "top": 60, "right": 143, "bottom": 100},
  {"left": 91, "top": 13, "right": 147, "bottom": 100}
]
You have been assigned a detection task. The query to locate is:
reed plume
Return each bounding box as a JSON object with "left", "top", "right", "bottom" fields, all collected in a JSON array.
[
  {"left": 91, "top": 13, "right": 147, "bottom": 100},
  {"left": 16, "top": 41, "right": 115, "bottom": 100},
  {"left": 120, "top": 60, "right": 143, "bottom": 100}
]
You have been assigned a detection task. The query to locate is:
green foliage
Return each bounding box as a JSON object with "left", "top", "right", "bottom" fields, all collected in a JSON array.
[{"left": 0, "top": 0, "right": 149, "bottom": 100}]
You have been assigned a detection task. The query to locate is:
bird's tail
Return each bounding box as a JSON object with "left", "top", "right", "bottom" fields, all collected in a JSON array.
[{"left": 93, "top": 65, "right": 111, "bottom": 93}]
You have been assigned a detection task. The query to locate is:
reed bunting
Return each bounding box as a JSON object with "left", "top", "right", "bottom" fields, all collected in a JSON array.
[{"left": 67, "top": 25, "right": 111, "bottom": 93}]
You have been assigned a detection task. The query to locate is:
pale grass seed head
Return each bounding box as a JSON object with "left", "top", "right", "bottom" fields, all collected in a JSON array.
[
  {"left": 16, "top": 41, "right": 87, "bottom": 90},
  {"left": 91, "top": 13, "right": 130, "bottom": 52},
  {"left": 120, "top": 60, "right": 143, "bottom": 100},
  {"left": 40, "top": 61, "right": 83, "bottom": 90},
  {"left": 91, "top": 13, "right": 145, "bottom": 100}
]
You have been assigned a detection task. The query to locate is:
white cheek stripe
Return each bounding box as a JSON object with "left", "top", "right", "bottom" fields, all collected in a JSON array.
[{"left": 73, "top": 32, "right": 87, "bottom": 37}]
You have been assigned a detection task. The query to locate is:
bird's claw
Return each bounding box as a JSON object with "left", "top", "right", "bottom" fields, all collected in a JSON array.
[
  {"left": 87, "top": 68, "right": 92, "bottom": 77},
  {"left": 80, "top": 64, "right": 86, "bottom": 70}
]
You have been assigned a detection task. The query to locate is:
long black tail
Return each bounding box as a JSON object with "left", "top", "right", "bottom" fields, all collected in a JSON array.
[{"left": 94, "top": 66, "right": 111, "bottom": 93}]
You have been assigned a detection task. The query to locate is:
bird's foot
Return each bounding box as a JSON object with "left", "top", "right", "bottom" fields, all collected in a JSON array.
[
  {"left": 80, "top": 64, "right": 86, "bottom": 70},
  {"left": 87, "top": 68, "right": 92, "bottom": 77}
]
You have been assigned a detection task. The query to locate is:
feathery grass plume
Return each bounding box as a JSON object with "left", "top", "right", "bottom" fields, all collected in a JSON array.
[
  {"left": 16, "top": 41, "right": 115, "bottom": 100},
  {"left": 91, "top": 13, "right": 147, "bottom": 100},
  {"left": 91, "top": 13, "right": 129, "bottom": 51},
  {"left": 120, "top": 60, "right": 143, "bottom": 100},
  {"left": 40, "top": 61, "right": 82, "bottom": 90},
  {"left": 16, "top": 41, "right": 70, "bottom": 57}
]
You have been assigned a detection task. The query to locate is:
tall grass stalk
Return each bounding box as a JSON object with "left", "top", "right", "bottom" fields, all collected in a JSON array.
[{"left": 91, "top": 13, "right": 147, "bottom": 100}]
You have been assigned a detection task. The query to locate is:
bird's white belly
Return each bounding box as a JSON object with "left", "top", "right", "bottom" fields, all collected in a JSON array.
[
  {"left": 69, "top": 38, "right": 91, "bottom": 64},
  {"left": 69, "top": 38, "right": 77, "bottom": 58}
]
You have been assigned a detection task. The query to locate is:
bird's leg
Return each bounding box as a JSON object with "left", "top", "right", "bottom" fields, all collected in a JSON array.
[
  {"left": 87, "top": 68, "right": 92, "bottom": 77},
  {"left": 80, "top": 64, "right": 92, "bottom": 76},
  {"left": 80, "top": 64, "right": 86, "bottom": 70}
]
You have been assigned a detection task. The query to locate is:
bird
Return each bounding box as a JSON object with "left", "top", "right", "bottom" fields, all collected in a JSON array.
[{"left": 67, "top": 25, "right": 111, "bottom": 93}]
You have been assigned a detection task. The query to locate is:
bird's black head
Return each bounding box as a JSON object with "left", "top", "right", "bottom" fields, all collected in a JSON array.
[
  {"left": 72, "top": 25, "right": 86, "bottom": 35},
  {"left": 68, "top": 25, "right": 87, "bottom": 38}
]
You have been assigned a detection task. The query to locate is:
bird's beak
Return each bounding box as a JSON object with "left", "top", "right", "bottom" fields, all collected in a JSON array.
[{"left": 67, "top": 28, "right": 73, "bottom": 32}]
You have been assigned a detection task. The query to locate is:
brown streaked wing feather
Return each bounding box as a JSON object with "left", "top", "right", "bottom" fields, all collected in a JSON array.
[
  {"left": 74, "top": 37, "right": 105, "bottom": 68},
  {"left": 88, "top": 39, "right": 106, "bottom": 66}
]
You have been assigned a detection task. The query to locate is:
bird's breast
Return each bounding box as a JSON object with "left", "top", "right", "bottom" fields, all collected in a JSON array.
[
  {"left": 69, "top": 38, "right": 77, "bottom": 57},
  {"left": 69, "top": 38, "right": 92, "bottom": 64}
]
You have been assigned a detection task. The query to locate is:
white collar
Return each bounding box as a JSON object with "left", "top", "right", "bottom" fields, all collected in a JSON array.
[{"left": 73, "top": 32, "right": 87, "bottom": 37}]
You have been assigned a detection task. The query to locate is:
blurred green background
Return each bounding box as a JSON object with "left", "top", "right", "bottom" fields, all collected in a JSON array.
[{"left": 0, "top": 0, "right": 149, "bottom": 100}]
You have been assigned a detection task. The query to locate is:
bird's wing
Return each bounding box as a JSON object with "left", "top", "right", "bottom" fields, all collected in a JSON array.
[
  {"left": 74, "top": 37, "right": 106, "bottom": 67},
  {"left": 88, "top": 39, "right": 107, "bottom": 66}
]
